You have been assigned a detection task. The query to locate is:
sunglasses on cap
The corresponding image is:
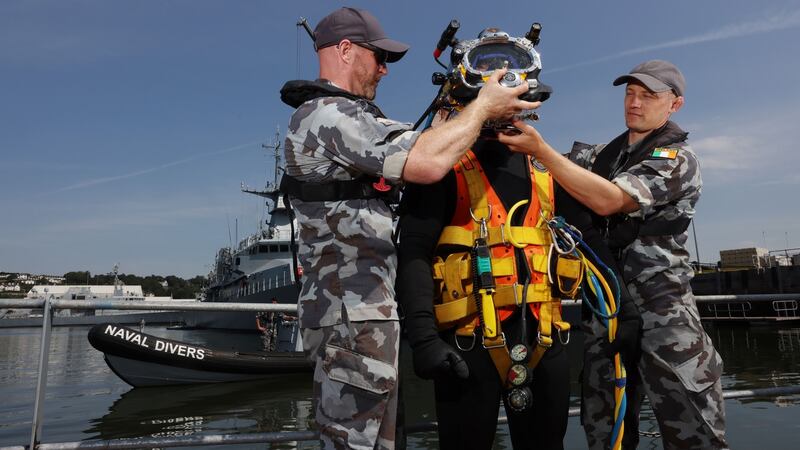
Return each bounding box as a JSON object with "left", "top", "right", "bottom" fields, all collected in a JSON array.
[{"left": 355, "top": 42, "right": 388, "bottom": 66}]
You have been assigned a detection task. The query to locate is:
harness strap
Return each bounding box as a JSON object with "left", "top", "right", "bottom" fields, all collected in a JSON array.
[
  {"left": 438, "top": 225, "right": 550, "bottom": 247},
  {"left": 434, "top": 283, "right": 552, "bottom": 327},
  {"left": 434, "top": 254, "right": 524, "bottom": 283},
  {"left": 532, "top": 165, "right": 553, "bottom": 226},
  {"left": 485, "top": 300, "right": 571, "bottom": 385},
  {"left": 639, "top": 216, "right": 692, "bottom": 235},
  {"left": 436, "top": 149, "right": 569, "bottom": 387},
  {"left": 461, "top": 153, "right": 490, "bottom": 221},
  {"left": 434, "top": 252, "right": 552, "bottom": 307},
  {"left": 280, "top": 174, "right": 399, "bottom": 203}
]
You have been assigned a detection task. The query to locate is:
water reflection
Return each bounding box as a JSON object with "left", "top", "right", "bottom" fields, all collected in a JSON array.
[
  {"left": 709, "top": 323, "right": 800, "bottom": 411},
  {"left": 84, "top": 377, "right": 313, "bottom": 444},
  {"left": 1, "top": 323, "right": 799, "bottom": 449}
]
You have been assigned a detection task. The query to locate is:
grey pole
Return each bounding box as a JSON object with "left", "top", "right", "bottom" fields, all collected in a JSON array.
[
  {"left": 30, "top": 294, "right": 54, "bottom": 450},
  {"left": 691, "top": 218, "right": 702, "bottom": 273}
]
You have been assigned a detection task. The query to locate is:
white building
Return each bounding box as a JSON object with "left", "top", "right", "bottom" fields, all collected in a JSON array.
[
  {"left": 719, "top": 247, "right": 770, "bottom": 269},
  {"left": 26, "top": 285, "right": 146, "bottom": 300}
]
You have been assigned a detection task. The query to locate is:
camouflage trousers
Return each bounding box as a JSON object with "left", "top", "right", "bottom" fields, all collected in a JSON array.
[
  {"left": 303, "top": 317, "right": 400, "bottom": 450},
  {"left": 581, "top": 290, "right": 728, "bottom": 449}
]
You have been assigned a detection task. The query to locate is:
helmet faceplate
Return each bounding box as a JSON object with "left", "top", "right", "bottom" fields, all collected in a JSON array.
[{"left": 448, "top": 29, "right": 550, "bottom": 104}]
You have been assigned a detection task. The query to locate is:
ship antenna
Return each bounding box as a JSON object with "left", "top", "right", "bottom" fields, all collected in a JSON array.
[
  {"left": 261, "top": 126, "right": 283, "bottom": 188},
  {"left": 227, "top": 213, "right": 233, "bottom": 248}
]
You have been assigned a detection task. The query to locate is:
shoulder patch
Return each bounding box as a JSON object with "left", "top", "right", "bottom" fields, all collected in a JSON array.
[{"left": 651, "top": 147, "right": 678, "bottom": 159}]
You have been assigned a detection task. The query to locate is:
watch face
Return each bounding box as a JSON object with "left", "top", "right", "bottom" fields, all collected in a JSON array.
[
  {"left": 509, "top": 344, "right": 529, "bottom": 363},
  {"left": 507, "top": 387, "right": 532, "bottom": 411},
  {"left": 508, "top": 364, "right": 528, "bottom": 386}
]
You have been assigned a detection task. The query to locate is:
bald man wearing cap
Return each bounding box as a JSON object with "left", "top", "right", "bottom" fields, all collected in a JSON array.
[
  {"left": 498, "top": 60, "right": 728, "bottom": 449},
  {"left": 279, "top": 7, "right": 536, "bottom": 450}
]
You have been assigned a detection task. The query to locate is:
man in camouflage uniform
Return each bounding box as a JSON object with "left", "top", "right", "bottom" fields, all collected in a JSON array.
[
  {"left": 498, "top": 60, "right": 728, "bottom": 449},
  {"left": 279, "top": 8, "right": 537, "bottom": 449}
]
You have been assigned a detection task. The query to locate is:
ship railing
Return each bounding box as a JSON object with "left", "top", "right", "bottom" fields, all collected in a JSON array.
[
  {"left": 774, "top": 299, "right": 798, "bottom": 318},
  {"left": 693, "top": 293, "right": 800, "bottom": 320},
  {"left": 2, "top": 295, "right": 800, "bottom": 449}
]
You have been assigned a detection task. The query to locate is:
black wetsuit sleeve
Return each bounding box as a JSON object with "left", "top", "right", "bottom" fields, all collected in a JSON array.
[{"left": 396, "top": 174, "right": 455, "bottom": 347}]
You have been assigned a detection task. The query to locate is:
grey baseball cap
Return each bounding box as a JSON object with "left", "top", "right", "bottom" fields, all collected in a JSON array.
[
  {"left": 613, "top": 60, "right": 685, "bottom": 97},
  {"left": 314, "top": 7, "right": 409, "bottom": 63}
]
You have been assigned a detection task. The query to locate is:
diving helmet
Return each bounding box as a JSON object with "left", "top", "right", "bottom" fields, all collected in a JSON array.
[{"left": 447, "top": 27, "right": 551, "bottom": 105}]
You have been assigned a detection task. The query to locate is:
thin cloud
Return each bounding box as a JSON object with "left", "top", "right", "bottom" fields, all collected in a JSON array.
[
  {"left": 692, "top": 135, "right": 756, "bottom": 171},
  {"left": 757, "top": 172, "right": 800, "bottom": 187},
  {"left": 549, "top": 9, "right": 800, "bottom": 73},
  {"left": 692, "top": 112, "right": 796, "bottom": 185},
  {"left": 44, "top": 141, "right": 261, "bottom": 195},
  {"left": 41, "top": 205, "right": 224, "bottom": 233}
]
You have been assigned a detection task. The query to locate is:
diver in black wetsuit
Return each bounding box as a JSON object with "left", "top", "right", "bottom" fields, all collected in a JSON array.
[{"left": 397, "top": 138, "right": 642, "bottom": 449}]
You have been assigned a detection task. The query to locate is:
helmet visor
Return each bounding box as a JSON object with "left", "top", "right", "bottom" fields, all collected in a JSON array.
[{"left": 467, "top": 43, "right": 533, "bottom": 72}]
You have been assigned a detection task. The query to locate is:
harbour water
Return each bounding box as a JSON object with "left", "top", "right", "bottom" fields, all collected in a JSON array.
[{"left": 1, "top": 322, "right": 799, "bottom": 449}]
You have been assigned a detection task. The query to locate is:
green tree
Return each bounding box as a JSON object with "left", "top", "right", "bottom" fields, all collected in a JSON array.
[{"left": 64, "top": 271, "right": 91, "bottom": 285}]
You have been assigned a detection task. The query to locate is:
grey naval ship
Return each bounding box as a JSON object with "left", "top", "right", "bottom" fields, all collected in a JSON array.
[{"left": 185, "top": 133, "right": 301, "bottom": 332}]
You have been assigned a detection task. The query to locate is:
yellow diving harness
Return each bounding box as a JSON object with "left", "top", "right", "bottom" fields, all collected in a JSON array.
[{"left": 431, "top": 151, "right": 628, "bottom": 447}]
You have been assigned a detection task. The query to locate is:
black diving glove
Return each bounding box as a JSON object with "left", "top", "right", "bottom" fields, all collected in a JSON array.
[
  {"left": 401, "top": 297, "right": 469, "bottom": 380},
  {"left": 410, "top": 335, "right": 469, "bottom": 380},
  {"left": 605, "top": 296, "right": 642, "bottom": 366}
]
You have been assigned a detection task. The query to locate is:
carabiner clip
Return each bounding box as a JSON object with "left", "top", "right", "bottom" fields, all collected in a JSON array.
[
  {"left": 558, "top": 328, "right": 570, "bottom": 345},
  {"left": 469, "top": 205, "right": 492, "bottom": 239}
]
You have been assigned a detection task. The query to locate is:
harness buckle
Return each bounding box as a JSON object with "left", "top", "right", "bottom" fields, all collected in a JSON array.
[
  {"left": 513, "top": 282, "right": 524, "bottom": 307},
  {"left": 482, "top": 332, "right": 507, "bottom": 349},
  {"left": 454, "top": 331, "right": 477, "bottom": 352},
  {"left": 536, "top": 331, "right": 553, "bottom": 348}
]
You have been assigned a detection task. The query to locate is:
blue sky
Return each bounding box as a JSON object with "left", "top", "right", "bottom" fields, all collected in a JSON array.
[{"left": 2, "top": 0, "right": 799, "bottom": 278}]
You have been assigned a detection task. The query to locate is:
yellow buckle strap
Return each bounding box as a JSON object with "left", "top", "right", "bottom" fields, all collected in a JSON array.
[
  {"left": 537, "top": 300, "right": 553, "bottom": 348},
  {"left": 434, "top": 283, "right": 552, "bottom": 327},
  {"left": 486, "top": 338, "right": 513, "bottom": 384},
  {"left": 507, "top": 226, "right": 550, "bottom": 246},
  {"left": 479, "top": 290, "right": 499, "bottom": 338},
  {"left": 438, "top": 225, "right": 550, "bottom": 248},
  {"left": 461, "top": 154, "right": 490, "bottom": 221},
  {"left": 443, "top": 253, "right": 469, "bottom": 300},
  {"left": 433, "top": 255, "right": 516, "bottom": 302},
  {"left": 530, "top": 251, "right": 549, "bottom": 274},
  {"left": 431, "top": 254, "right": 514, "bottom": 280},
  {"left": 532, "top": 164, "right": 553, "bottom": 224}
]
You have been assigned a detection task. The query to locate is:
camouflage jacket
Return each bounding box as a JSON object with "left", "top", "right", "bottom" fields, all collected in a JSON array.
[
  {"left": 281, "top": 79, "right": 421, "bottom": 328},
  {"left": 568, "top": 122, "right": 702, "bottom": 302}
]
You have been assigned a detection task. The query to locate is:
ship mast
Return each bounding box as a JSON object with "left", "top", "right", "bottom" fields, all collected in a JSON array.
[
  {"left": 261, "top": 126, "right": 282, "bottom": 189},
  {"left": 242, "top": 126, "right": 284, "bottom": 199}
]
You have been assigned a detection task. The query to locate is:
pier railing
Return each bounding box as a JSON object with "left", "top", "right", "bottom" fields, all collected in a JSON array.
[
  {"left": 1, "top": 295, "right": 800, "bottom": 449},
  {"left": 0, "top": 297, "right": 299, "bottom": 450}
]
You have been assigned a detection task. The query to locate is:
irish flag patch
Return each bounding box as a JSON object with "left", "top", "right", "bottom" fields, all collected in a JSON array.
[{"left": 651, "top": 147, "right": 678, "bottom": 159}]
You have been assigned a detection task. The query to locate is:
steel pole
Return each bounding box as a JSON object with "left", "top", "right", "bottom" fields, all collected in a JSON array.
[
  {"left": 30, "top": 296, "right": 54, "bottom": 450},
  {"left": 691, "top": 218, "right": 702, "bottom": 273}
]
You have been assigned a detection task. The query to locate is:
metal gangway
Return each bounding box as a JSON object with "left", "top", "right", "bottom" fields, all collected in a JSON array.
[{"left": 1, "top": 295, "right": 800, "bottom": 450}]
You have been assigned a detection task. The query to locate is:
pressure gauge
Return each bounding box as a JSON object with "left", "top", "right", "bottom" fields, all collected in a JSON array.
[{"left": 509, "top": 343, "right": 529, "bottom": 363}]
